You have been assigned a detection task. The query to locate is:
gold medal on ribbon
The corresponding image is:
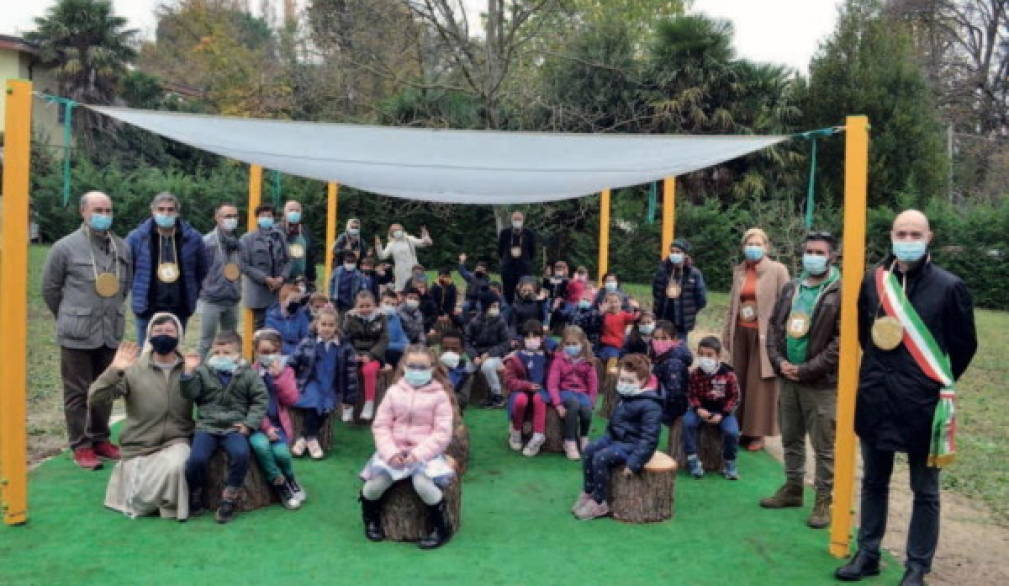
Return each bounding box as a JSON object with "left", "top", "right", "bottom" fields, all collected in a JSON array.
[
  {"left": 510, "top": 246, "right": 522, "bottom": 258},
  {"left": 871, "top": 316, "right": 904, "bottom": 350},
  {"left": 223, "top": 262, "right": 241, "bottom": 282},
  {"left": 95, "top": 272, "right": 120, "bottom": 298},
  {"left": 288, "top": 243, "right": 305, "bottom": 259},
  {"left": 786, "top": 311, "right": 811, "bottom": 339},
  {"left": 666, "top": 282, "right": 682, "bottom": 299},
  {"left": 157, "top": 262, "right": 180, "bottom": 283},
  {"left": 739, "top": 300, "right": 758, "bottom": 323}
]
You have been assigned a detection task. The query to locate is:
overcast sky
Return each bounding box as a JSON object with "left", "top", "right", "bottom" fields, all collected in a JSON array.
[{"left": 2, "top": 0, "right": 840, "bottom": 74}]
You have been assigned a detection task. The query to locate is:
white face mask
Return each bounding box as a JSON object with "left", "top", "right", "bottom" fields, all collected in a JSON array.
[
  {"left": 221, "top": 218, "right": 238, "bottom": 231},
  {"left": 523, "top": 337, "right": 542, "bottom": 352},
  {"left": 616, "top": 380, "right": 643, "bottom": 396},
  {"left": 486, "top": 308, "right": 500, "bottom": 318},
  {"left": 392, "top": 230, "right": 405, "bottom": 239},
  {"left": 698, "top": 357, "right": 719, "bottom": 375},
  {"left": 512, "top": 220, "right": 523, "bottom": 230},
  {"left": 440, "top": 351, "right": 461, "bottom": 370},
  {"left": 343, "top": 263, "right": 356, "bottom": 271},
  {"left": 405, "top": 299, "right": 420, "bottom": 310},
  {"left": 380, "top": 304, "right": 396, "bottom": 315}
]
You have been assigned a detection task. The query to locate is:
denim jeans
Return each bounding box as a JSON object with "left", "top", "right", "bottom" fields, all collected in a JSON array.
[
  {"left": 683, "top": 409, "right": 739, "bottom": 461},
  {"left": 185, "top": 431, "right": 250, "bottom": 491}
]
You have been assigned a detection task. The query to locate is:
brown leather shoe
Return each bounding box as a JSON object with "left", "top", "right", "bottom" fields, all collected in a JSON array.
[
  {"left": 806, "top": 492, "right": 831, "bottom": 528},
  {"left": 92, "top": 441, "right": 121, "bottom": 460},
  {"left": 73, "top": 447, "right": 103, "bottom": 470}
]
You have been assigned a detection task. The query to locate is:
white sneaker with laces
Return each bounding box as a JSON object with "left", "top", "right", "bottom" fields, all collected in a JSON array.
[
  {"left": 508, "top": 429, "right": 523, "bottom": 451},
  {"left": 306, "top": 438, "right": 324, "bottom": 460},
  {"left": 579, "top": 436, "right": 590, "bottom": 452},
  {"left": 291, "top": 437, "right": 307, "bottom": 457},
  {"left": 341, "top": 405, "right": 354, "bottom": 423},
  {"left": 522, "top": 433, "right": 546, "bottom": 457},
  {"left": 360, "top": 401, "right": 375, "bottom": 421},
  {"left": 563, "top": 440, "right": 581, "bottom": 461}
]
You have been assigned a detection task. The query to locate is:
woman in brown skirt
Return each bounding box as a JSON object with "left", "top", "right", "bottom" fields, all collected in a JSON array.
[{"left": 722, "top": 228, "right": 789, "bottom": 451}]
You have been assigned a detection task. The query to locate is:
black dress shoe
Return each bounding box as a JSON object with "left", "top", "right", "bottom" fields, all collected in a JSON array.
[
  {"left": 900, "top": 566, "right": 926, "bottom": 586},
  {"left": 835, "top": 551, "right": 881, "bottom": 581}
]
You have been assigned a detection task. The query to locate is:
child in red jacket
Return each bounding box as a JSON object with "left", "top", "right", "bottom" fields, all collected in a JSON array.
[
  {"left": 596, "top": 292, "right": 641, "bottom": 373},
  {"left": 684, "top": 336, "right": 741, "bottom": 480},
  {"left": 547, "top": 326, "right": 599, "bottom": 460},
  {"left": 503, "top": 320, "right": 550, "bottom": 457}
]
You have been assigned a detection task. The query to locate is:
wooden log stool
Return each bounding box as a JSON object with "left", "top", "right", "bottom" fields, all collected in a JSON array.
[
  {"left": 352, "top": 367, "right": 391, "bottom": 425},
  {"left": 598, "top": 371, "right": 620, "bottom": 420},
  {"left": 206, "top": 448, "right": 278, "bottom": 512},
  {"left": 514, "top": 401, "right": 565, "bottom": 454},
  {"left": 444, "top": 394, "right": 471, "bottom": 476},
  {"left": 607, "top": 451, "right": 677, "bottom": 523},
  {"left": 379, "top": 457, "right": 463, "bottom": 542},
  {"left": 465, "top": 366, "right": 494, "bottom": 407},
  {"left": 290, "top": 409, "right": 334, "bottom": 452},
  {"left": 667, "top": 416, "right": 724, "bottom": 471}
]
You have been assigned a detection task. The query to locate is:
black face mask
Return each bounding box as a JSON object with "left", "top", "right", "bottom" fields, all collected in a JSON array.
[{"left": 149, "top": 334, "right": 179, "bottom": 355}]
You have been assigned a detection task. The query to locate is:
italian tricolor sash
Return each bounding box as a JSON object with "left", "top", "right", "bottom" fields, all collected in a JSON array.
[{"left": 875, "top": 267, "right": 956, "bottom": 468}]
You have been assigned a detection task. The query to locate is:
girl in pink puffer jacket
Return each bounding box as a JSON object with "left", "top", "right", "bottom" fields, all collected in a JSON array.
[{"left": 358, "top": 344, "right": 456, "bottom": 549}]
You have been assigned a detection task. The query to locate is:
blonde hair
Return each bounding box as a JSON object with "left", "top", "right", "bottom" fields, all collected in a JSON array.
[
  {"left": 393, "top": 344, "right": 453, "bottom": 392},
  {"left": 560, "top": 326, "right": 593, "bottom": 361},
  {"left": 741, "top": 227, "right": 770, "bottom": 249}
]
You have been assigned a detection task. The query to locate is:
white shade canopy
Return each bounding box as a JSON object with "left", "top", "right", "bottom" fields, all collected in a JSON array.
[{"left": 90, "top": 105, "right": 788, "bottom": 204}]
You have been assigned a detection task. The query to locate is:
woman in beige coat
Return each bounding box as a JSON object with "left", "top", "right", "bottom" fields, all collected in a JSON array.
[{"left": 722, "top": 228, "right": 789, "bottom": 451}]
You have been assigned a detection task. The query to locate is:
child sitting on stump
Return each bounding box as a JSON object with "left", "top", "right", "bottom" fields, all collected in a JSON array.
[
  {"left": 547, "top": 326, "right": 599, "bottom": 460},
  {"left": 342, "top": 290, "right": 389, "bottom": 421},
  {"left": 437, "top": 331, "right": 473, "bottom": 406},
  {"left": 503, "top": 320, "right": 551, "bottom": 457},
  {"left": 684, "top": 336, "right": 740, "bottom": 480},
  {"left": 181, "top": 331, "right": 268, "bottom": 523},
  {"left": 289, "top": 307, "right": 359, "bottom": 456},
  {"left": 359, "top": 345, "right": 456, "bottom": 549},
  {"left": 573, "top": 354, "right": 662, "bottom": 520},
  {"left": 249, "top": 329, "right": 305, "bottom": 509}
]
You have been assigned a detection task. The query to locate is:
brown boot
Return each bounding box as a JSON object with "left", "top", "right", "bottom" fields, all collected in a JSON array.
[
  {"left": 759, "top": 481, "right": 804, "bottom": 508},
  {"left": 806, "top": 492, "right": 831, "bottom": 529}
]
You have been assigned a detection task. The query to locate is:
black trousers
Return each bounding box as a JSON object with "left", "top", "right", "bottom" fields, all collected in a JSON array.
[
  {"left": 501, "top": 261, "right": 530, "bottom": 304},
  {"left": 857, "top": 443, "right": 941, "bottom": 572},
  {"left": 60, "top": 346, "right": 116, "bottom": 450}
]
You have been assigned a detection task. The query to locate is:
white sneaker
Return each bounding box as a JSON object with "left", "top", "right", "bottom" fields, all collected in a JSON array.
[
  {"left": 341, "top": 405, "right": 354, "bottom": 423},
  {"left": 564, "top": 440, "right": 581, "bottom": 461},
  {"left": 579, "top": 436, "right": 590, "bottom": 452},
  {"left": 508, "top": 429, "right": 523, "bottom": 451},
  {"left": 523, "top": 433, "right": 546, "bottom": 457},
  {"left": 291, "top": 437, "right": 307, "bottom": 457},
  {"left": 360, "top": 401, "right": 375, "bottom": 421},
  {"left": 306, "top": 438, "right": 324, "bottom": 460}
]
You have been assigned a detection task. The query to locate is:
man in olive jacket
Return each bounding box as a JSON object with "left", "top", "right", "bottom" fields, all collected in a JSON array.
[
  {"left": 760, "top": 232, "right": 841, "bottom": 530},
  {"left": 42, "top": 191, "right": 133, "bottom": 470}
]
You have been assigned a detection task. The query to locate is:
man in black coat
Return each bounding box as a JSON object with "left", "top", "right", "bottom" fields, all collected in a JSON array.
[
  {"left": 651, "top": 238, "right": 707, "bottom": 342},
  {"left": 836, "top": 210, "right": 977, "bottom": 586},
  {"left": 497, "top": 210, "right": 537, "bottom": 304}
]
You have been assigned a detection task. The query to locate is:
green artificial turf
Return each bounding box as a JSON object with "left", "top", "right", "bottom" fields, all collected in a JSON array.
[{"left": 1, "top": 410, "right": 902, "bottom": 585}]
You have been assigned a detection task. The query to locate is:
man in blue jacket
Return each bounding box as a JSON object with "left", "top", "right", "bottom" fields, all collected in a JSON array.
[{"left": 126, "top": 192, "right": 208, "bottom": 343}]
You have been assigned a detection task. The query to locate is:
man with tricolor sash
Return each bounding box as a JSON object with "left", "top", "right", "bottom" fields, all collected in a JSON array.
[{"left": 836, "top": 210, "right": 977, "bottom": 586}]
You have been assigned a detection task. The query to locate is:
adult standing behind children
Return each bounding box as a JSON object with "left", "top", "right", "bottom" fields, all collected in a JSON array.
[
  {"left": 197, "top": 203, "right": 243, "bottom": 358},
  {"left": 333, "top": 218, "right": 369, "bottom": 263},
  {"left": 835, "top": 210, "right": 977, "bottom": 586},
  {"left": 761, "top": 232, "right": 841, "bottom": 529},
  {"left": 126, "top": 192, "right": 207, "bottom": 345},
  {"left": 652, "top": 238, "right": 707, "bottom": 343},
  {"left": 278, "top": 200, "right": 317, "bottom": 290},
  {"left": 722, "top": 227, "right": 789, "bottom": 452},
  {"left": 376, "top": 223, "right": 432, "bottom": 291},
  {"left": 497, "top": 210, "right": 537, "bottom": 303},
  {"left": 42, "top": 191, "right": 133, "bottom": 470},
  {"left": 240, "top": 204, "right": 290, "bottom": 329}
]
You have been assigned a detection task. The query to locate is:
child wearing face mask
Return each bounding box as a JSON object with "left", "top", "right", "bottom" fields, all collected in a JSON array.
[
  {"left": 649, "top": 321, "right": 693, "bottom": 425},
  {"left": 342, "top": 290, "right": 389, "bottom": 421},
  {"left": 380, "top": 290, "right": 409, "bottom": 368},
  {"left": 622, "top": 311, "right": 657, "bottom": 355},
  {"left": 457, "top": 253, "right": 490, "bottom": 321},
  {"left": 684, "top": 336, "right": 740, "bottom": 480},
  {"left": 398, "top": 288, "right": 428, "bottom": 345},
  {"left": 547, "top": 326, "right": 599, "bottom": 460},
  {"left": 595, "top": 292, "right": 642, "bottom": 373},
  {"left": 573, "top": 354, "right": 662, "bottom": 520},
  {"left": 464, "top": 292, "right": 512, "bottom": 409},
  {"left": 265, "top": 284, "right": 311, "bottom": 355},
  {"left": 248, "top": 330, "right": 305, "bottom": 510},
  {"left": 181, "top": 331, "right": 268, "bottom": 523},
  {"left": 289, "top": 307, "right": 360, "bottom": 455},
  {"left": 407, "top": 279, "right": 440, "bottom": 334},
  {"left": 436, "top": 332, "right": 472, "bottom": 404},
  {"left": 359, "top": 345, "right": 456, "bottom": 549},
  {"left": 503, "top": 320, "right": 552, "bottom": 456},
  {"left": 509, "top": 277, "right": 549, "bottom": 338},
  {"left": 329, "top": 251, "right": 373, "bottom": 312},
  {"left": 430, "top": 268, "right": 462, "bottom": 334},
  {"left": 591, "top": 272, "right": 630, "bottom": 310}
]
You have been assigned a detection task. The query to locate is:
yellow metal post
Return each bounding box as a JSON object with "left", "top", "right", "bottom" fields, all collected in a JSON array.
[
  {"left": 1, "top": 79, "right": 32, "bottom": 526},
  {"left": 830, "top": 115, "right": 869, "bottom": 558},
  {"left": 242, "top": 165, "right": 263, "bottom": 359},
  {"left": 661, "top": 176, "right": 676, "bottom": 258},
  {"left": 598, "top": 188, "right": 611, "bottom": 281},
  {"left": 323, "top": 182, "right": 339, "bottom": 289}
]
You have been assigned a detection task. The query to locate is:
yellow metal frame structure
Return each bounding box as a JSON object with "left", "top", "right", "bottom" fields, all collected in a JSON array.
[
  {"left": 597, "top": 188, "right": 611, "bottom": 281},
  {"left": 661, "top": 176, "right": 676, "bottom": 257},
  {"left": 1, "top": 80, "right": 32, "bottom": 525},
  {"left": 241, "top": 165, "right": 263, "bottom": 359},
  {"left": 323, "top": 182, "right": 339, "bottom": 288}
]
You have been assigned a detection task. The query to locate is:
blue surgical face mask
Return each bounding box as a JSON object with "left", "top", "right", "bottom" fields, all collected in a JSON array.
[
  {"left": 286, "top": 211, "right": 302, "bottom": 224},
  {"left": 616, "top": 381, "right": 642, "bottom": 396},
  {"left": 348, "top": 227, "right": 360, "bottom": 236},
  {"left": 207, "top": 355, "right": 239, "bottom": 373},
  {"left": 258, "top": 216, "right": 274, "bottom": 230},
  {"left": 744, "top": 245, "right": 765, "bottom": 262},
  {"left": 404, "top": 368, "right": 433, "bottom": 387},
  {"left": 577, "top": 300, "right": 591, "bottom": 310},
  {"left": 564, "top": 344, "right": 581, "bottom": 357},
  {"left": 604, "top": 281, "right": 618, "bottom": 291},
  {"left": 221, "top": 218, "right": 238, "bottom": 231},
  {"left": 639, "top": 323, "right": 655, "bottom": 335},
  {"left": 892, "top": 239, "right": 928, "bottom": 263},
  {"left": 89, "top": 213, "right": 113, "bottom": 231},
  {"left": 154, "top": 213, "right": 176, "bottom": 229},
  {"left": 668, "top": 253, "right": 684, "bottom": 265},
  {"left": 802, "top": 254, "right": 829, "bottom": 276}
]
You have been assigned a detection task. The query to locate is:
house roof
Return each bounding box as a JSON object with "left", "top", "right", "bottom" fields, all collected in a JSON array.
[{"left": 0, "top": 35, "right": 39, "bottom": 56}]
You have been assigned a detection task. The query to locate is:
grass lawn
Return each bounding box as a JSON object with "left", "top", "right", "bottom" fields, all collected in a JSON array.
[{"left": 23, "top": 245, "right": 1008, "bottom": 522}]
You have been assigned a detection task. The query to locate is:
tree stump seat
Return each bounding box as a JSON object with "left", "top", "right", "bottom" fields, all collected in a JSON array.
[
  {"left": 667, "top": 416, "right": 724, "bottom": 472},
  {"left": 290, "top": 409, "right": 334, "bottom": 451},
  {"left": 379, "top": 457, "right": 463, "bottom": 542},
  {"left": 205, "top": 447, "right": 278, "bottom": 513},
  {"left": 607, "top": 450, "right": 677, "bottom": 523}
]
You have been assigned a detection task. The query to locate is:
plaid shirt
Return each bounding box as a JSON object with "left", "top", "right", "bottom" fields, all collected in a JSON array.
[{"left": 687, "top": 364, "right": 739, "bottom": 415}]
